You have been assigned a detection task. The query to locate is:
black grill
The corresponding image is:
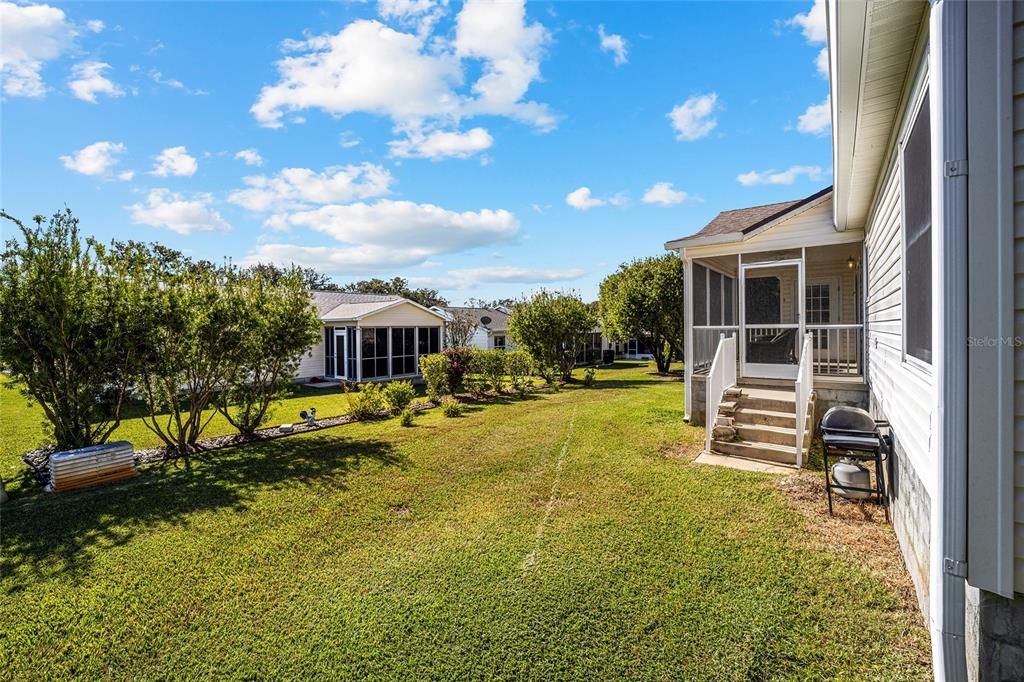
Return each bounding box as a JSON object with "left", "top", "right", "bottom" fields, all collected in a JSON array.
[{"left": 819, "top": 406, "right": 889, "bottom": 519}]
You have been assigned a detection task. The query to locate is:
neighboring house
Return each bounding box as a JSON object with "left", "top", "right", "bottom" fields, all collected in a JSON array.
[
  {"left": 666, "top": 1, "right": 1023, "bottom": 677},
  {"left": 297, "top": 291, "right": 446, "bottom": 382},
  {"left": 433, "top": 306, "right": 513, "bottom": 351}
]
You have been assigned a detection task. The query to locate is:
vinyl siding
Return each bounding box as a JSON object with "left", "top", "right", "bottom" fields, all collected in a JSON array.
[
  {"left": 863, "top": 54, "right": 936, "bottom": 493},
  {"left": 1013, "top": 0, "right": 1024, "bottom": 592},
  {"left": 296, "top": 331, "right": 326, "bottom": 380},
  {"left": 360, "top": 302, "right": 445, "bottom": 327}
]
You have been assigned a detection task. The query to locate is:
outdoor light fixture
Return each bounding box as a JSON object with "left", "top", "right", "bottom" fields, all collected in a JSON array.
[{"left": 847, "top": 256, "right": 856, "bottom": 270}]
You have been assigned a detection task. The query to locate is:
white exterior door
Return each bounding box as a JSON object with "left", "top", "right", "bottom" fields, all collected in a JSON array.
[
  {"left": 334, "top": 328, "right": 349, "bottom": 379},
  {"left": 739, "top": 259, "right": 804, "bottom": 380}
]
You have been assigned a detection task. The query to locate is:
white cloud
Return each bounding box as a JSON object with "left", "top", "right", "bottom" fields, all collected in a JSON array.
[
  {"left": 565, "top": 186, "right": 627, "bottom": 210},
  {"left": 251, "top": 20, "right": 462, "bottom": 130},
  {"left": 815, "top": 47, "right": 829, "bottom": 79},
  {"left": 389, "top": 126, "right": 493, "bottom": 160},
  {"left": 378, "top": 0, "right": 447, "bottom": 37},
  {"left": 151, "top": 146, "right": 198, "bottom": 177},
  {"left": 786, "top": 0, "right": 827, "bottom": 45},
  {"left": 86, "top": 19, "right": 105, "bottom": 33},
  {"left": 797, "top": 97, "right": 831, "bottom": 136},
  {"left": 149, "top": 68, "right": 183, "bottom": 89},
  {"left": 117, "top": 169, "right": 135, "bottom": 181},
  {"left": 234, "top": 148, "right": 264, "bottom": 167},
  {"left": 128, "top": 189, "right": 230, "bottom": 234},
  {"left": 59, "top": 141, "right": 125, "bottom": 176},
  {"left": 0, "top": 1, "right": 76, "bottom": 97},
  {"left": 642, "top": 182, "right": 688, "bottom": 206},
  {"left": 228, "top": 163, "right": 394, "bottom": 212},
  {"left": 339, "top": 131, "right": 361, "bottom": 148},
  {"left": 737, "top": 165, "right": 825, "bottom": 187},
  {"left": 597, "top": 24, "right": 627, "bottom": 66},
  {"left": 454, "top": 0, "right": 554, "bottom": 130},
  {"left": 667, "top": 93, "right": 719, "bottom": 141},
  {"left": 446, "top": 265, "right": 585, "bottom": 285},
  {"left": 243, "top": 199, "right": 520, "bottom": 273},
  {"left": 252, "top": 0, "right": 555, "bottom": 135},
  {"left": 68, "top": 60, "right": 123, "bottom": 102}
]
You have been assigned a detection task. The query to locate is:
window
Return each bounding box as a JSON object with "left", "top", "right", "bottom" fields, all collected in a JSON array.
[
  {"left": 902, "top": 91, "right": 932, "bottom": 364},
  {"left": 806, "top": 284, "right": 831, "bottom": 350},
  {"left": 493, "top": 335, "right": 506, "bottom": 350},
  {"left": 691, "top": 263, "right": 736, "bottom": 326},
  {"left": 806, "top": 284, "right": 831, "bottom": 324},
  {"left": 417, "top": 326, "right": 441, "bottom": 356},
  {"left": 391, "top": 328, "right": 416, "bottom": 375},
  {"left": 361, "top": 327, "right": 390, "bottom": 378}
]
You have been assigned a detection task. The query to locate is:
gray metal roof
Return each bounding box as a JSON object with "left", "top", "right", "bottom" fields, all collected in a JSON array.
[{"left": 309, "top": 290, "right": 399, "bottom": 316}]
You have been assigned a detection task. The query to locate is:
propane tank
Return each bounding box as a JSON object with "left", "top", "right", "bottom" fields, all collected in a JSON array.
[{"left": 831, "top": 458, "right": 871, "bottom": 500}]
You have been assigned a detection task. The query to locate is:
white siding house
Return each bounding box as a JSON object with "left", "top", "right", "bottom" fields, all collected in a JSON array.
[
  {"left": 433, "top": 306, "right": 513, "bottom": 351},
  {"left": 296, "top": 291, "right": 446, "bottom": 383},
  {"left": 666, "top": 1, "right": 1024, "bottom": 676}
]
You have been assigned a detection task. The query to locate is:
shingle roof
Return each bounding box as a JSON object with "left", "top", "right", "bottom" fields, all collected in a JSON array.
[
  {"left": 309, "top": 290, "right": 399, "bottom": 316},
  {"left": 442, "top": 306, "right": 509, "bottom": 333},
  {"left": 671, "top": 186, "right": 832, "bottom": 244}
]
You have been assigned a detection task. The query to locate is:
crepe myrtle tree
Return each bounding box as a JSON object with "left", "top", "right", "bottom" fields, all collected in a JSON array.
[
  {"left": 216, "top": 266, "right": 321, "bottom": 436},
  {"left": 598, "top": 254, "right": 686, "bottom": 374},
  {"left": 508, "top": 290, "right": 597, "bottom": 382},
  {"left": 445, "top": 309, "right": 479, "bottom": 348},
  {"left": 0, "top": 210, "right": 149, "bottom": 450}
]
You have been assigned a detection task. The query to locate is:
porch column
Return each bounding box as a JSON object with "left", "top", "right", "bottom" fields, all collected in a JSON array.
[{"left": 355, "top": 326, "right": 363, "bottom": 382}]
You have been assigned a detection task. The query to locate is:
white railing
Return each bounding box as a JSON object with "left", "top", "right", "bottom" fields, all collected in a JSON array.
[
  {"left": 693, "top": 326, "right": 738, "bottom": 374},
  {"left": 705, "top": 334, "right": 737, "bottom": 455},
  {"left": 793, "top": 333, "right": 814, "bottom": 468},
  {"left": 806, "top": 324, "right": 863, "bottom": 376}
]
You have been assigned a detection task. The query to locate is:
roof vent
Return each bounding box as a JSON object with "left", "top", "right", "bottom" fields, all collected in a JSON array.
[{"left": 480, "top": 316, "right": 492, "bottom": 325}]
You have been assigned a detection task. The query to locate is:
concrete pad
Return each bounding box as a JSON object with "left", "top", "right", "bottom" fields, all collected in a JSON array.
[{"left": 694, "top": 451, "right": 798, "bottom": 475}]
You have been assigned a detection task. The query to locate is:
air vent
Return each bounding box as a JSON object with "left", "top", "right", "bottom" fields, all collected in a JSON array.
[{"left": 480, "top": 316, "right": 492, "bottom": 325}]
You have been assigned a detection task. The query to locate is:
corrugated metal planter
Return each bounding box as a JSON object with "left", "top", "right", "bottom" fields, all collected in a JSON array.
[{"left": 47, "top": 441, "right": 137, "bottom": 493}]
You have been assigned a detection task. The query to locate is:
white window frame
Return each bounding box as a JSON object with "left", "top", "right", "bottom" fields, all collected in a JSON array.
[{"left": 899, "top": 81, "right": 934, "bottom": 375}]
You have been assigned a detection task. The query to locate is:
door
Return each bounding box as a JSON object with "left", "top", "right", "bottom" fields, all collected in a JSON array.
[
  {"left": 740, "top": 259, "right": 804, "bottom": 379},
  {"left": 334, "top": 328, "right": 349, "bottom": 379}
]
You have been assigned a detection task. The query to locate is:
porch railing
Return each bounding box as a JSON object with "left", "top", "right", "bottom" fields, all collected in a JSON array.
[
  {"left": 705, "top": 334, "right": 737, "bottom": 455},
  {"left": 806, "top": 324, "right": 863, "bottom": 377},
  {"left": 793, "top": 333, "right": 814, "bottom": 468},
  {"left": 693, "top": 326, "right": 738, "bottom": 375}
]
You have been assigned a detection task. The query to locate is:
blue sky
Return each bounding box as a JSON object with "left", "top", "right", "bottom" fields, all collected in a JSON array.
[{"left": 1, "top": 0, "right": 831, "bottom": 303}]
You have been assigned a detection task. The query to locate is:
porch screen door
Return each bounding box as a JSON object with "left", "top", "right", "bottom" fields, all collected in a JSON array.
[
  {"left": 334, "top": 328, "right": 349, "bottom": 379},
  {"left": 740, "top": 259, "right": 803, "bottom": 380}
]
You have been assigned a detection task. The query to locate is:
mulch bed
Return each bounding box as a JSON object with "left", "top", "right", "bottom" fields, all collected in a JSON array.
[{"left": 20, "top": 401, "right": 437, "bottom": 487}]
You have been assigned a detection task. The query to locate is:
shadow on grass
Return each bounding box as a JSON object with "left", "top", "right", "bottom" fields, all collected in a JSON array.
[{"left": 1, "top": 432, "right": 404, "bottom": 586}]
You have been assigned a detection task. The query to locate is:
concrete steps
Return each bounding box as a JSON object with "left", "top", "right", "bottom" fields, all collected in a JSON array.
[{"left": 710, "top": 380, "right": 801, "bottom": 467}]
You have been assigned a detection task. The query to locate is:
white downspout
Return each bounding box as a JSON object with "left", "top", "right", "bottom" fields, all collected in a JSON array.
[
  {"left": 929, "top": 1, "right": 968, "bottom": 679},
  {"left": 683, "top": 253, "right": 693, "bottom": 422}
]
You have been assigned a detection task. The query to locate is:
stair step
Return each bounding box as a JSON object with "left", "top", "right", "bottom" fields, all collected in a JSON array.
[
  {"left": 736, "top": 392, "right": 795, "bottom": 412},
  {"left": 711, "top": 439, "right": 798, "bottom": 466},
  {"left": 732, "top": 407, "right": 796, "bottom": 429},
  {"left": 734, "top": 423, "right": 798, "bottom": 447}
]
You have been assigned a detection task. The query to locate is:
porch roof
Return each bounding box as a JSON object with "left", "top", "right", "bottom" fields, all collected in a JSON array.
[{"left": 665, "top": 186, "right": 832, "bottom": 250}]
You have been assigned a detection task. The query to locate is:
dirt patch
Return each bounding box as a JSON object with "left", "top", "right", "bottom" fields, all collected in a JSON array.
[
  {"left": 660, "top": 441, "right": 702, "bottom": 462},
  {"left": 776, "top": 473, "right": 923, "bottom": 622}
]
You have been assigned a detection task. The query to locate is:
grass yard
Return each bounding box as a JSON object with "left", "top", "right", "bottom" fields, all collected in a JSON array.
[{"left": 0, "top": 362, "right": 930, "bottom": 680}]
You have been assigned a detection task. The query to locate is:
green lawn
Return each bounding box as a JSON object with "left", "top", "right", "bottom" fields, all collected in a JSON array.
[{"left": 0, "top": 362, "right": 929, "bottom": 680}]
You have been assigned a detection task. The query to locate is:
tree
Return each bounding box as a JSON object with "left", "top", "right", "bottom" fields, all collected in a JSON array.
[
  {"left": 0, "top": 210, "right": 146, "bottom": 449},
  {"left": 464, "top": 297, "right": 516, "bottom": 310},
  {"left": 508, "top": 290, "right": 597, "bottom": 382},
  {"left": 135, "top": 258, "right": 248, "bottom": 464},
  {"left": 598, "top": 254, "right": 686, "bottom": 373},
  {"left": 445, "top": 309, "right": 479, "bottom": 347},
  {"left": 246, "top": 262, "right": 339, "bottom": 290},
  {"left": 217, "top": 267, "right": 320, "bottom": 436},
  {"left": 341, "top": 276, "right": 448, "bottom": 307}
]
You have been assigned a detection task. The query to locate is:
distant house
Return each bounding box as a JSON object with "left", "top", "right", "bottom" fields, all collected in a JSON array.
[
  {"left": 297, "top": 291, "right": 447, "bottom": 382},
  {"left": 432, "top": 306, "right": 512, "bottom": 351},
  {"left": 667, "top": 1, "right": 1024, "bottom": 677}
]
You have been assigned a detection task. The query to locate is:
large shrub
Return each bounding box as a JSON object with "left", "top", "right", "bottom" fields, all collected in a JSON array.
[
  {"left": 474, "top": 349, "right": 507, "bottom": 393},
  {"left": 508, "top": 290, "right": 597, "bottom": 382},
  {"left": 442, "top": 346, "right": 474, "bottom": 394},
  {"left": 598, "top": 254, "right": 686, "bottom": 373},
  {"left": 217, "top": 267, "right": 320, "bottom": 435},
  {"left": 382, "top": 380, "right": 416, "bottom": 414},
  {"left": 348, "top": 383, "right": 387, "bottom": 420},
  {"left": 504, "top": 351, "right": 533, "bottom": 396},
  {"left": 419, "top": 353, "right": 450, "bottom": 402},
  {"left": 0, "top": 210, "right": 147, "bottom": 450}
]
